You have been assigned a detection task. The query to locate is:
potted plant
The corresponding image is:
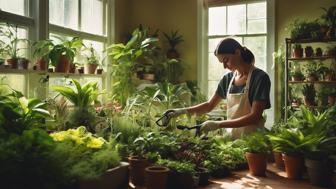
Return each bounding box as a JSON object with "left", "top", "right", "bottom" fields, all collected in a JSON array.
[
  {"left": 32, "top": 39, "right": 54, "bottom": 70},
  {"left": 145, "top": 166, "right": 170, "bottom": 189},
  {"left": 324, "top": 68, "right": 336, "bottom": 81},
  {"left": 243, "top": 131, "right": 270, "bottom": 176},
  {"left": 84, "top": 44, "right": 99, "bottom": 74},
  {"left": 292, "top": 44, "right": 303, "bottom": 58},
  {"left": 304, "top": 46, "right": 314, "bottom": 57},
  {"left": 269, "top": 122, "right": 286, "bottom": 169},
  {"left": 289, "top": 19, "right": 321, "bottom": 40},
  {"left": 315, "top": 47, "right": 323, "bottom": 57},
  {"left": 163, "top": 30, "right": 184, "bottom": 59},
  {"left": 267, "top": 128, "right": 307, "bottom": 179},
  {"left": 302, "top": 84, "right": 316, "bottom": 106},
  {"left": 304, "top": 61, "right": 325, "bottom": 82},
  {"left": 290, "top": 70, "right": 304, "bottom": 81},
  {"left": 49, "top": 37, "right": 83, "bottom": 73},
  {"left": 0, "top": 23, "right": 29, "bottom": 69},
  {"left": 321, "top": 6, "right": 336, "bottom": 38},
  {"left": 326, "top": 88, "right": 336, "bottom": 106}
]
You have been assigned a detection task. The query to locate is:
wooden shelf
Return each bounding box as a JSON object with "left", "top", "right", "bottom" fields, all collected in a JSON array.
[
  {"left": 0, "top": 68, "right": 106, "bottom": 77},
  {"left": 288, "top": 55, "right": 336, "bottom": 61},
  {"left": 0, "top": 68, "right": 45, "bottom": 75},
  {"left": 286, "top": 38, "right": 336, "bottom": 44},
  {"left": 289, "top": 80, "right": 336, "bottom": 84}
]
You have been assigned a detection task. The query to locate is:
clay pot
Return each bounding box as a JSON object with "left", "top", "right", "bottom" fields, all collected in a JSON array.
[
  {"left": 328, "top": 96, "right": 336, "bottom": 106},
  {"left": 304, "top": 46, "right": 314, "bottom": 57},
  {"left": 84, "top": 63, "right": 98, "bottom": 74},
  {"left": 145, "top": 166, "right": 169, "bottom": 189},
  {"left": 273, "top": 151, "right": 285, "bottom": 169},
  {"left": 17, "top": 58, "right": 29, "bottom": 70},
  {"left": 96, "top": 68, "right": 103, "bottom": 74},
  {"left": 245, "top": 152, "right": 267, "bottom": 176},
  {"left": 77, "top": 67, "right": 84, "bottom": 74},
  {"left": 36, "top": 58, "right": 48, "bottom": 70},
  {"left": 282, "top": 154, "right": 304, "bottom": 179},
  {"left": 7, "top": 58, "right": 18, "bottom": 69},
  {"left": 55, "top": 55, "right": 70, "bottom": 73},
  {"left": 128, "top": 156, "right": 148, "bottom": 186},
  {"left": 293, "top": 48, "right": 303, "bottom": 58},
  {"left": 305, "top": 159, "right": 333, "bottom": 187},
  {"left": 315, "top": 48, "right": 323, "bottom": 57}
]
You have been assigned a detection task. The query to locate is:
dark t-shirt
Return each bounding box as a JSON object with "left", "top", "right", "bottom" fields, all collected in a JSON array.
[{"left": 215, "top": 68, "right": 271, "bottom": 109}]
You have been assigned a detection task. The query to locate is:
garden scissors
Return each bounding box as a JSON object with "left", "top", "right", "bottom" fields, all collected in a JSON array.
[{"left": 155, "top": 110, "right": 175, "bottom": 127}]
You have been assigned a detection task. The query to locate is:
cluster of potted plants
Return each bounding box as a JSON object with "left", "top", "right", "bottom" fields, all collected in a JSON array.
[{"left": 268, "top": 106, "right": 336, "bottom": 187}]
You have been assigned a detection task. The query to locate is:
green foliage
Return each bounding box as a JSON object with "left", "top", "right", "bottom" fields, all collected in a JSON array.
[
  {"left": 32, "top": 39, "right": 54, "bottom": 62},
  {"left": 106, "top": 26, "right": 159, "bottom": 106},
  {"left": 0, "top": 23, "right": 29, "bottom": 59},
  {"left": 0, "top": 129, "right": 68, "bottom": 189},
  {"left": 84, "top": 44, "right": 99, "bottom": 65},
  {"left": 163, "top": 30, "right": 184, "bottom": 49},
  {"left": 111, "top": 115, "right": 142, "bottom": 145},
  {"left": 289, "top": 19, "right": 321, "bottom": 39},
  {"left": 48, "top": 37, "right": 83, "bottom": 66},
  {"left": 243, "top": 131, "right": 270, "bottom": 154},
  {"left": 0, "top": 85, "right": 50, "bottom": 134},
  {"left": 51, "top": 127, "right": 121, "bottom": 180},
  {"left": 321, "top": 6, "right": 336, "bottom": 27},
  {"left": 157, "top": 159, "right": 196, "bottom": 176},
  {"left": 302, "top": 84, "right": 316, "bottom": 101}
]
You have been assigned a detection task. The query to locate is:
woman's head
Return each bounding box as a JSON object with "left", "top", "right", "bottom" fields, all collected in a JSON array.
[{"left": 214, "top": 38, "right": 255, "bottom": 70}]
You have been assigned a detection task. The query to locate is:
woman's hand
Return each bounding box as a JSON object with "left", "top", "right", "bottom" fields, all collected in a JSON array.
[{"left": 200, "top": 120, "right": 222, "bottom": 133}]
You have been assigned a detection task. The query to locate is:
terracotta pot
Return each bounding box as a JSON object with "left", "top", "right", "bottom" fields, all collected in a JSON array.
[
  {"left": 17, "top": 58, "right": 29, "bottom": 70},
  {"left": 273, "top": 151, "right": 285, "bottom": 169},
  {"left": 128, "top": 156, "right": 148, "bottom": 186},
  {"left": 293, "top": 48, "right": 303, "bottom": 58},
  {"left": 85, "top": 63, "right": 98, "bottom": 74},
  {"left": 69, "top": 63, "right": 76, "bottom": 73},
  {"left": 145, "top": 166, "right": 169, "bottom": 189},
  {"left": 166, "top": 48, "right": 180, "bottom": 59},
  {"left": 315, "top": 48, "right": 323, "bottom": 57},
  {"left": 245, "top": 152, "right": 267, "bottom": 176},
  {"left": 167, "top": 171, "right": 195, "bottom": 189},
  {"left": 36, "top": 59, "right": 48, "bottom": 70},
  {"left": 305, "top": 159, "right": 333, "bottom": 187},
  {"left": 55, "top": 55, "right": 70, "bottom": 73},
  {"left": 196, "top": 167, "right": 209, "bottom": 186},
  {"left": 282, "top": 154, "right": 304, "bottom": 179},
  {"left": 77, "top": 67, "right": 84, "bottom": 74},
  {"left": 7, "top": 58, "right": 18, "bottom": 69},
  {"left": 328, "top": 96, "right": 336, "bottom": 106}
]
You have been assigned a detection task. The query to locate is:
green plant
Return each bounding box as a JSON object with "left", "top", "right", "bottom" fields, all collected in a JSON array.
[
  {"left": 157, "top": 159, "right": 196, "bottom": 176},
  {"left": 321, "top": 6, "right": 336, "bottom": 28},
  {"left": 289, "top": 19, "right": 321, "bottom": 40},
  {"left": 163, "top": 30, "right": 184, "bottom": 50},
  {"left": 0, "top": 23, "right": 29, "bottom": 59},
  {"left": 0, "top": 85, "right": 51, "bottom": 134},
  {"left": 106, "top": 26, "right": 159, "bottom": 106},
  {"left": 32, "top": 39, "right": 54, "bottom": 62},
  {"left": 84, "top": 44, "right": 99, "bottom": 65},
  {"left": 290, "top": 70, "right": 304, "bottom": 80},
  {"left": 51, "top": 79, "right": 101, "bottom": 132},
  {"left": 302, "top": 84, "right": 316, "bottom": 102},
  {"left": 49, "top": 37, "right": 83, "bottom": 67},
  {"left": 243, "top": 131, "right": 270, "bottom": 154}
]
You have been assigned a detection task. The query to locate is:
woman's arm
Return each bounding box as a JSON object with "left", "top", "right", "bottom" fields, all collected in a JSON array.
[
  {"left": 185, "top": 93, "right": 222, "bottom": 115},
  {"left": 218, "top": 100, "right": 267, "bottom": 128}
]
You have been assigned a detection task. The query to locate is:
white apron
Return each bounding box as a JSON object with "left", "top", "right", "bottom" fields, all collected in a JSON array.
[{"left": 226, "top": 66, "right": 265, "bottom": 139}]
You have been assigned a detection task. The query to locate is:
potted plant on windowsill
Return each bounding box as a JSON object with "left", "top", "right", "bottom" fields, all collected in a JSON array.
[
  {"left": 32, "top": 39, "right": 53, "bottom": 71},
  {"left": 0, "top": 23, "right": 29, "bottom": 69},
  {"left": 49, "top": 37, "right": 83, "bottom": 73},
  {"left": 84, "top": 44, "right": 99, "bottom": 74}
]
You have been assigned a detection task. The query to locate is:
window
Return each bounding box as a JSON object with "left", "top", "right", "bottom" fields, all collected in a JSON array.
[
  {"left": 0, "top": 0, "right": 28, "bottom": 16},
  {"left": 207, "top": 1, "right": 267, "bottom": 97}
]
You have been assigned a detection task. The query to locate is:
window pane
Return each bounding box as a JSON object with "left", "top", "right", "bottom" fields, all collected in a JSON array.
[
  {"left": 208, "top": 80, "right": 219, "bottom": 99},
  {"left": 247, "top": 2, "right": 266, "bottom": 19},
  {"left": 208, "top": 38, "right": 223, "bottom": 53},
  {"left": 208, "top": 6, "right": 226, "bottom": 35},
  {"left": 81, "top": 0, "right": 104, "bottom": 35},
  {"left": 49, "top": 0, "right": 79, "bottom": 30},
  {"left": 80, "top": 40, "right": 104, "bottom": 67},
  {"left": 227, "top": 5, "right": 246, "bottom": 34},
  {"left": 0, "top": 74, "right": 26, "bottom": 94},
  {"left": 248, "top": 19, "right": 266, "bottom": 34},
  {"left": 0, "top": 24, "right": 29, "bottom": 59},
  {"left": 208, "top": 53, "right": 226, "bottom": 81},
  {"left": 244, "top": 36, "right": 267, "bottom": 71},
  {"left": 0, "top": 0, "right": 26, "bottom": 16}
]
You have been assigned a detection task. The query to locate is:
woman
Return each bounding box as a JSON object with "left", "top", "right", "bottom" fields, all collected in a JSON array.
[{"left": 163, "top": 38, "right": 271, "bottom": 139}]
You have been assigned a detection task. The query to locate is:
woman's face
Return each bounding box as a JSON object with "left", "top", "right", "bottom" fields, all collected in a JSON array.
[{"left": 216, "top": 50, "right": 239, "bottom": 71}]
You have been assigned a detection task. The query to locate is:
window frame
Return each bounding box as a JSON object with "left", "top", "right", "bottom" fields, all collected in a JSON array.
[{"left": 198, "top": 0, "right": 275, "bottom": 126}]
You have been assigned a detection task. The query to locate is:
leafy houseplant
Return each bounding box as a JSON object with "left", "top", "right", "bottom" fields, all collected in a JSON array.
[
  {"left": 163, "top": 30, "right": 184, "bottom": 59},
  {"left": 289, "top": 19, "right": 321, "bottom": 40},
  {"left": 51, "top": 79, "right": 100, "bottom": 132},
  {"left": 290, "top": 70, "right": 304, "bottom": 81},
  {"left": 49, "top": 37, "right": 83, "bottom": 73},
  {"left": 84, "top": 44, "right": 99, "bottom": 74},
  {"left": 321, "top": 6, "right": 336, "bottom": 38},
  {"left": 0, "top": 23, "right": 29, "bottom": 69},
  {"left": 32, "top": 39, "right": 54, "bottom": 70},
  {"left": 302, "top": 84, "right": 316, "bottom": 106},
  {"left": 243, "top": 131, "right": 270, "bottom": 176}
]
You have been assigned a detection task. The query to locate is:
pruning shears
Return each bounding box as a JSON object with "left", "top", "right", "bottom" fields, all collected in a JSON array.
[{"left": 156, "top": 110, "right": 175, "bottom": 127}]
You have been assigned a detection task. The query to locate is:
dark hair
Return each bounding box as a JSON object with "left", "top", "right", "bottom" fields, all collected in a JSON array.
[{"left": 214, "top": 38, "right": 255, "bottom": 64}]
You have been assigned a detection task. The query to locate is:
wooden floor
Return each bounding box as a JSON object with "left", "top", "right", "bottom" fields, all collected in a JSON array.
[
  {"left": 198, "top": 163, "right": 327, "bottom": 189},
  {"left": 130, "top": 163, "right": 330, "bottom": 189}
]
